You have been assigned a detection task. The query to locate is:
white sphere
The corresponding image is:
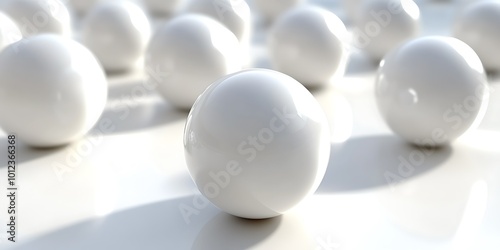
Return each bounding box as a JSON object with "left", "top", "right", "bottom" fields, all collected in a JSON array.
[
  {"left": 253, "top": 0, "right": 304, "bottom": 21},
  {"left": 145, "top": 14, "right": 242, "bottom": 109},
  {"left": 376, "top": 36, "right": 489, "bottom": 146},
  {"left": 82, "top": 1, "right": 151, "bottom": 72},
  {"left": 184, "top": 69, "right": 330, "bottom": 219},
  {"left": 0, "top": 12, "right": 22, "bottom": 51},
  {"left": 453, "top": 0, "right": 500, "bottom": 72},
  {"left": 0, "top": 0, "right": 71, "bottom": 37},
  {"left": 142, "top": 0, "right": 182, "bottom": 15},
  {"left": 0, "top": 35, "right": 107, "bottom": 147},
  {"left": 354, "top": 0, "right": 420, "bottom": 61},
  {"left": 67, "top": 0, "right": 102, "bottom": 15},
  {"left": 182, "top": 0, "right": 251, "bottom": 43},
  {"left": 268, "top": 6, "right": 348, "bottom": 87}
]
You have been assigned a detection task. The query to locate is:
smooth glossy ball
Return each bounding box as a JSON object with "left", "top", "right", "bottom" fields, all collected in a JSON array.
[
  {"left": 0, "top": 0, "right": 71, "bottom": 37},
  {"left": 376, "top": 36, "right": 489, "bottom": 146},
  {"left": 453, "top": 0, "right": 500, "bottom": 72},
  {"left": 0, "top": 12, "right": 22, "bottom": 51},
  {"left": 146, "top": 14, "right": 241, "bottom": 109},
  {"left": 0, "top": 35, "right": 107, "bottom": 147},
  {"left": 354, "top": 0, "right": 420, "bottom": 61},
  {"left": 142, "top": 0, "right": 182, "bottom": 15},
  {"left": 182, "top": 0, "right": 251, "bottom": 43},
  {"left": 184, "top": 69, "right": 330, "bottom": 219},
  {"left": 254, "top": 0, "right": 304, "bottom": 21},
  {"left": 268, "top": 6, "right": 348, "bottom": 87},
  {"left": 82, "top": 1, "right": 151, "bottom": 72}
]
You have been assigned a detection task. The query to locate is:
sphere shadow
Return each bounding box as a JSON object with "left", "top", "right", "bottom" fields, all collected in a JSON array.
[
  {"left": 0, "top": 136, "right": 67, "bottom": 168},
  {"left": 344, "top": 48, "right": 379, "bottom": 76},
  {"left": 11, "top": 196, "right": 219, "bottom": 250},
  {"left": 316, "top": 135, "right": 453, "bottom": 193},
  {"left": 96, "top": 78, "right": 187, "bottom": 135},
  {"left": 191, "top": 213, "right": 282, "bottom": 250}
]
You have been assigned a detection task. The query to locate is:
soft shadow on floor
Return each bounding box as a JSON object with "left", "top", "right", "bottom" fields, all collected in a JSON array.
[
  {"left": 96, "top": 99, "right": 187, "bottom": 135},
  {"left": 12, "top": 196, "right": 219, "bottom": 250},
  {"left": 0, "top": 136, "right": 66, "bottom": 168},
  {"left": 191, "top": 213, "right": 281, "bottom": 250},
  {"left": 316, "top": 135, "right": 453, "bottom": 193},
  {"left": 344, "top": 49, "right": 379, "bottom": 76}
]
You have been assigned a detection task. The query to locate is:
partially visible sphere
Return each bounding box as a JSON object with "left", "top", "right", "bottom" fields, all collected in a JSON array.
[
  {"left": 268, "top": 6, "right": 348, "bottom": 87},
  {"left": 453, "top": 0, "right": 500, "bottom": 72},
  {"left": 82, "top": 1, "right": 151, "bottom": 72},
  {"left": 254, "top": 0, "right": 304, "bottom": 21},
  {"left": 0, "top": 35, "right": 107, "bottom": 147},
  {"left": 376, "top": 36, "right": 489, "bottom": 146},
  {"left": 354, "top": 0, "right": 420, "bottom": 61},
  {"left": 184, "top": 69, "right": 330, "bottom": 219},
  {"left": 146, "top": 14, "right": 241, "bottom": 109},
  {"left": 0, "top": 12, "right": 22, "bottom": 51},
  {"left": 142, "top": 0, "right": 182, "bottom": 15},
  {"left": 182, "top": 0, "right": 251, "bottom": 43},
  {"left": 0, "top": 0, "right": 71, "bottom": 37}
]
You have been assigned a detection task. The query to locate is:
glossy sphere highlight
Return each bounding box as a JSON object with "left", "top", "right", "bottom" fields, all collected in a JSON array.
[
  {"left": 0, "top": 0, "right": 71, "bottom": 37},
  {"left": 254, "top": 0, "right": 304, "bottom": 21},
  {"left": 82, "top": 1, "right": 151, "bottom": 72},
  {"left": 0, "top": 35, "right": 107, "bottom": 147},
  {"left": 268, "top": 6, "right": 348, "bottom": 87},
  {"left": 146, "top": 14, "right": 241, "bottom": 109},
  {"left": 355, "top": 0, "right": 420, "bottom": 61},
  {"left": 142, "top": 0, "right": 182, "bottom": 15},
  {"left": 182, "top": 0, "right": 251, "bottom": 43},
  {"left": 453, "top": 0, "right": 500, "bottom": 72},
  {"left": 184, "top": 69, "right": 330, "bottom": 219},
  {"left": 376, "top": 36, "right": 489, "bottom": 146},
  {"left": 0, "top": 12, "right": 22, "bottom": 51}
]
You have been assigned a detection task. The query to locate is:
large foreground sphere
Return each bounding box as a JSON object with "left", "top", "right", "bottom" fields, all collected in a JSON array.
[
  {"left": 0, "top": 35, "right": 107, "bottom": 147},
  {"left": 376, "top": 36, "right": 489, "bottom": 146},
  {"left": 184, "top": 69, "right": 330, "bottom": 219}
]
